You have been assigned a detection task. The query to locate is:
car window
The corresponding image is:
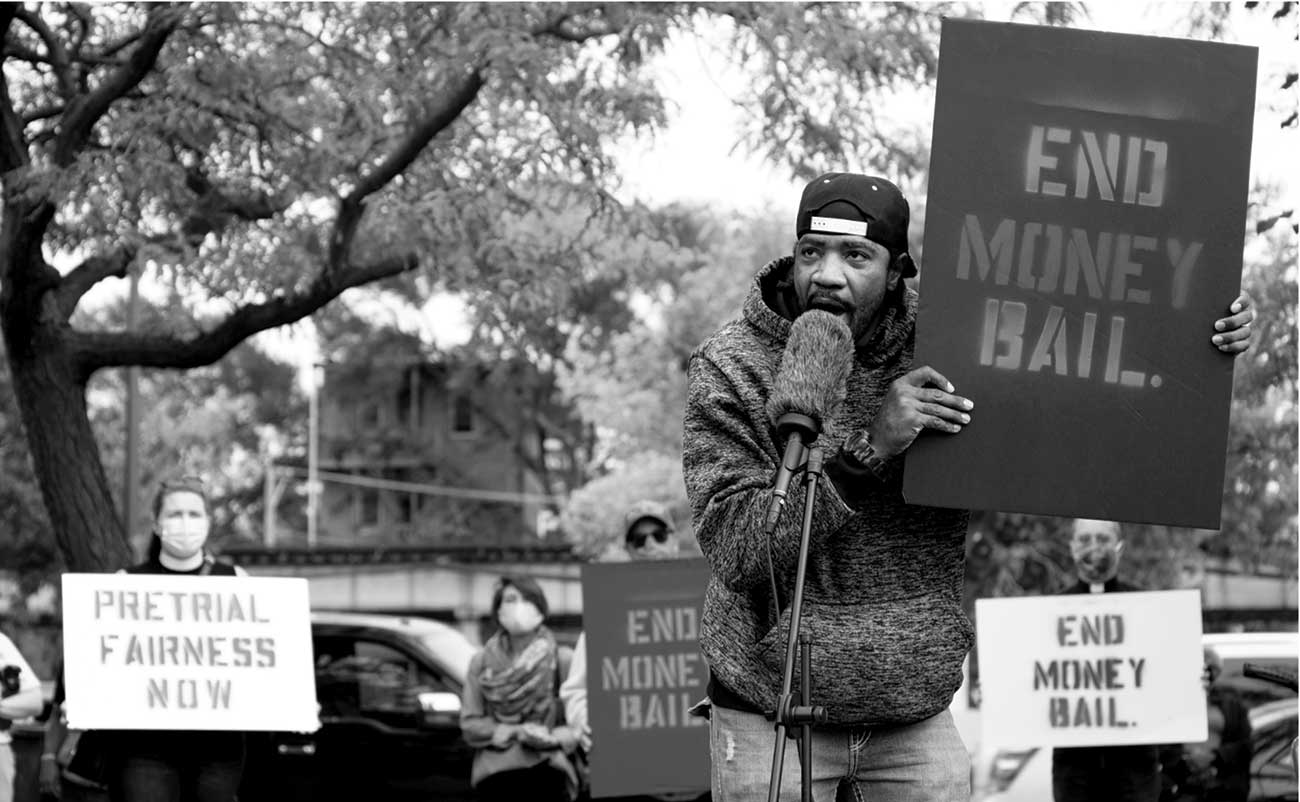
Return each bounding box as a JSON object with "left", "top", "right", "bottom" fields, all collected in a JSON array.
[
  {"left": 315, "top": 636, "right": 455, "bottom": 728},
  {"left": 1251, "top": 712, "right": 1299, "bottom": 801}
]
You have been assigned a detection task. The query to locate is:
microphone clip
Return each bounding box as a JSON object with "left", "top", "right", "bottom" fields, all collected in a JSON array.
[
  {"left": 765, "top": 412, "right": 822, "bottom": 533},
  {"left": 774, "top": 412, "right": 819, "bottom": 444}
]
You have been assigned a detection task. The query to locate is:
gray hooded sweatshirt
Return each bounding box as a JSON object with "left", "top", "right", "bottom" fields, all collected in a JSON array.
[{"left": 683, "top": 256, "right": 972, "bottom": 726}]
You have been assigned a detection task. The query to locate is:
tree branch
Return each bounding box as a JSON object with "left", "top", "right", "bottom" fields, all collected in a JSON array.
[
  {"left": 54, "top": 3, "right": 185, "bottom": 166},
  {"left": 15, "top": 7, "right": 76, "bottom": 98},
  {"left": 174, "top": 164, "right": 288, "bottom": 246},
  {"left": 22, "top": 102, "right": 64, "bottom": 124},
  {"left": 54, "top": 247, "right": 136, "bottom": 320},
  {"left": 330, "top": 65, "right": 483, "bottom": 267},
  {"left": 0, "top": 63, "right": 26, "bottom": 171},
  {"left": 2, "top": 37, "right": 51, "bottom": 64},
  {"left": 0, "top": 5, "right": 16, "bottom": 37},
  {"left": 72, "top": 253, "right": 418, "bottom": 376},
  {"left": 531, "top": 9, "right": 620, "bottom": 43},
  {"left": 95, "top": 23, "right": 146, "bottom": 60},
  {"left": 347, "top": 68, "right": 484, "bottom": 204}
]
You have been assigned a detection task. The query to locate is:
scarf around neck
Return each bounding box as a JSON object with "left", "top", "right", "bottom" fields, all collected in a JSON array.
[{"left": 477, "top": 626, "right": 559, "bottom": 724}]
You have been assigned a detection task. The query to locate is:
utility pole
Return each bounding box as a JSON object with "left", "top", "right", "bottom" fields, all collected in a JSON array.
[
  {"left": 263, "top": 452, "right": 277, "bottom": 547},
  {"left": 307, "top": 362, "right": 322, "bottom": 548},
  {"left": 123, "top": 268, "right": 141, "bottom": 538}
]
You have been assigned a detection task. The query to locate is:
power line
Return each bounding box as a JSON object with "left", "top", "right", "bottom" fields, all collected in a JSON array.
[{"left": 273, "top": 464, "right": 564, "bottom": 506}]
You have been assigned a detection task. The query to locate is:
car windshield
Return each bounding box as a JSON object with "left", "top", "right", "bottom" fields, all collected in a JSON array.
[{"left": 417, "top": 629, "right": 478, "bottom": 684}]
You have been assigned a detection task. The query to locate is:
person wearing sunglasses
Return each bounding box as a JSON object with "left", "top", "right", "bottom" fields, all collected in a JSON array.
[
  {"left": 558, "top": 501, "right": 700, "bottom": 802},
  {"left": 622, "top": 501, "right": 681, "bottom": 562}
]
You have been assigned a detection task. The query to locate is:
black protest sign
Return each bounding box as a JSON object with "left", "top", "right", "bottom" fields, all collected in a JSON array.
[
  {"left": 582, "top": 559, "right": 709, "bottom": 798},
  {"left": 905, "top": 19, "right": 1257, "bottom": 527}
]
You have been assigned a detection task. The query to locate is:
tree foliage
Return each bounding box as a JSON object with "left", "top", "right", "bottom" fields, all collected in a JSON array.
[
  {"left": 552, "top": 8, "right": 1299, "bottom": 581},
  {"left": 560, "top": 452, "right": 698, "bottom": 560},
  {"left": 0, "top": 2, "right": 954, "bottom": 569}
]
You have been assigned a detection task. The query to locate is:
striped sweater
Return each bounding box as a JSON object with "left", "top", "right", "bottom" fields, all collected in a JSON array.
[{"left": 683, "top": 256, "right": 972, "bottom": 726}]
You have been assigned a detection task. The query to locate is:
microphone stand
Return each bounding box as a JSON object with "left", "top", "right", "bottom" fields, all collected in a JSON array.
[{"left": 766, "top": 443, "right": 829, "bottom": 802}]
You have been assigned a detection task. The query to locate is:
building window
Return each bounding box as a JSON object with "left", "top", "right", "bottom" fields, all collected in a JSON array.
[
  {"left": 451, "top": 394, "right": 476, "bottom": 435},
  {"left": 396, "top": 368, "right": 420, "bottom": 430},
  {"left": 358, "top": 401, "right": 381, "bottom": 430},
  {"left": 359, "top": 488, "right": 380, "bottom": 526}
]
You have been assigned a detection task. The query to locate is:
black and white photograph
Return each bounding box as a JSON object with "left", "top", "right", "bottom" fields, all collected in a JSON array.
[{"left": 0, "top": 3, "right": 1294, "bottom": 802}]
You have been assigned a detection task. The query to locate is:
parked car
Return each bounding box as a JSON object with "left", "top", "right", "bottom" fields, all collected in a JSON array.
[
  {"left": 239, "top": 611, "right": 479, "bottom": 802},
  {"left": 978, "top": 632, "right": 1299, "bottom": 802},
  {"left": 981, "top": 699, "right": 1297, "bottom": 802}
]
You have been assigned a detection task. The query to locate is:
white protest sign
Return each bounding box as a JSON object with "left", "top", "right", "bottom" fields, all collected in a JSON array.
[
  {"left": 977, "top": 589, "right": 1206, "bottom": 748},
  {"left": 62, "top": 573, "right": 319, "bottom": 732}
]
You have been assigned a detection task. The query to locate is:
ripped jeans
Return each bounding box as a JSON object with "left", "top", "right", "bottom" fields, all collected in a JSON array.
[{"left": 706, "top": 703, "right": 969, "bottom": 802}]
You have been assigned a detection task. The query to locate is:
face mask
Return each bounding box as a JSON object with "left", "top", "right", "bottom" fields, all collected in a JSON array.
[
  {"left": 159, "top": 518, "right": 209, "bottom": 560},
  {"left": 498, "top": 601, "right": 544, "bottom": 636},
  {"left": 1072, "top": 544, "right": 1121, "bottom": 584}
]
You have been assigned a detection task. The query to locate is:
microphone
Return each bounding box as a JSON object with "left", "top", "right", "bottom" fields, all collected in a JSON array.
[{"left": 763, "top": 310, "right": 854, "bottom": 531}]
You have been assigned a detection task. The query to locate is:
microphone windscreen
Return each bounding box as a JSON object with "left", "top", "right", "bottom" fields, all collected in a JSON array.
[{"left": 766, "top": 310, "right": 854, "bottom": 434}]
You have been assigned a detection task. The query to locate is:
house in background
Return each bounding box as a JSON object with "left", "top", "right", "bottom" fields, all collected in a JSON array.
[{"left": 275, "top": 350, "right": 591, "bottom": 548}]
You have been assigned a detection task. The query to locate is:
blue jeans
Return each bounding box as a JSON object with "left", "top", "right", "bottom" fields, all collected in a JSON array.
[{"left": 708, "top": 704, "right": 969, "bottom": 802}]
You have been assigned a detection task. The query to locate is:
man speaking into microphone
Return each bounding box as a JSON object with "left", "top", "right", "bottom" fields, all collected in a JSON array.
[{"left": 681, "top": 173, "right": 1254, "bottom": 802}]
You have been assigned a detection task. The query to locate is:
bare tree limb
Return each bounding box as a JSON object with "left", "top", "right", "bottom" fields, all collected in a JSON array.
[
  {"left": 71, "top": 253, "right": 419, "bottom": 376},
  {"left": 54, "top": 3, "right": 186, "bottom": 166},
  {"left": 14, "top": 7, "right": 76, "bottom": 98},
  {"left": 54, "top": 247, "right": 136, "bottom": 320}
]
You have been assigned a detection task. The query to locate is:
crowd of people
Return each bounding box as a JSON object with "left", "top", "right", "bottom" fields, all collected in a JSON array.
[{"left": 0, "top": 168, "right": 1273, "bottom": 802}]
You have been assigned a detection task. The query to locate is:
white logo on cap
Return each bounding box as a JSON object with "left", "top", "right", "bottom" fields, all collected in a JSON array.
[{"left": 810, "top": 216, "right": 868, "bottom": 237}]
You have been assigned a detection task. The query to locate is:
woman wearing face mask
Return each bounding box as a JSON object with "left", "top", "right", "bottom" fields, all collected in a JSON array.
[
  {"left": 109, "top": 476, "right": 247, "bottom": 802},
  {"left": 460, "top": 575, "right": 581, "bottom": 802}
]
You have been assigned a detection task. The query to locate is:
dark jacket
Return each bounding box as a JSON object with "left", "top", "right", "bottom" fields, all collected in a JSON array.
[
  {"left": 1161, "top": 685, "right": 1252, "bottom": 802},
  {"left": 110, "top": 555, "right": 246, "bottom": 766},
  {"left": 1052, "top": 577, "right": 1161, "bottom": 802},
  {"left": 683, "top": 257, "right": 972, "bottom": 726}
]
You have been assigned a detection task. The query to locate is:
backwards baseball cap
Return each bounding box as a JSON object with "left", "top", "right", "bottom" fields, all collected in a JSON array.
[
  {"left": 795, "top": 172, "right": 915, "bottom": 277},
  {"left": 623, "top": 500, "right": 675, "bottom": 538}
]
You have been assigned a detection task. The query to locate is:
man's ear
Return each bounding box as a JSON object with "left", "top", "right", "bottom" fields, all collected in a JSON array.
[{"left": 888, "top": 254, "right": 912, "bottom": 290}]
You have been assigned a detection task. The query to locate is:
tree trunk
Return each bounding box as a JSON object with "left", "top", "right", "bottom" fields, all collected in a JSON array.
[{"left": 3, "top": 322, "right": 132, "bottom": 571}]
